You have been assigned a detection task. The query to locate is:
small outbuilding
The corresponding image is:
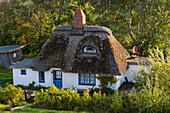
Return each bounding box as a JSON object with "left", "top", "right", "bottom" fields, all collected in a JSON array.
[
  {"left": 0, "top": 45, "right": 26, "bottom": 69},
  {"left": 11, "top": 9, "right": 146, "bottom": 90}
]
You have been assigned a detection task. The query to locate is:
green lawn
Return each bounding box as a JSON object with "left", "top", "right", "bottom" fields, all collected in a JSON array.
[
  {"left": 11, "top": 107, "right": 87, "bottom": 113},
  {"left": 0, "top": 69, "right": 13, "bottom": 87}
]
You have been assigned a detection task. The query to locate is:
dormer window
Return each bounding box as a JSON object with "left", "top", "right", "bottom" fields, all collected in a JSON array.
[{"left": 84, "top": 46, "right": 96, "bottom": 53}]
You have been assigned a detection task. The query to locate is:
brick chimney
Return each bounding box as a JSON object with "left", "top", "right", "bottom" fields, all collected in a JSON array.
[{"left": 73, "top": 8, "right": 86, "bottom": 28}]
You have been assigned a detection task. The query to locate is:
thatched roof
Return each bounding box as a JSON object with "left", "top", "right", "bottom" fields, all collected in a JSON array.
[{"left": 30, "top": 9, "right": 130, "bottom": 75}]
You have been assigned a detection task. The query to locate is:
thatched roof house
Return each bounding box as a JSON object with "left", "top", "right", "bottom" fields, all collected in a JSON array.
[{"left": 30, "top": 9, "right": 130, "bottom": 75}]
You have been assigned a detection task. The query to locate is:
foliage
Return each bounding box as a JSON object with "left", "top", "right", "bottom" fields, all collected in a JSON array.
[
  {"left": 12, "top": 101, "right": 27, "bottom": 107},
  {"left": 33, "top": 86, "right": 112, "bottom": 112},
  {"left": 0, "top": 0, "right": 169, "bottom": 56},
  {"left": 90, "top": 87, "right": 115, "bottom": 95},
  {"left": 130, "top": 77, "right": 169, "bottom": 112},
  {"left": 96, "top": 74, "right": 117, "bottom": 89},
  {"left": 0, "top": 84, "right": 23, "bottom": 105},
  {"left": 33, "top": 85, "right": 80, "bottom": 110},
  {"left": 32, "top": 81, "right": 169, "bottom": 112},
  {"left": 0, "top": 69, "right": 13, "bottom": 88},
  {"left": 110, "top": 91, "right": 124, "bottom": 113},
  {"left": 16, "top": 81, "right": 48, "bottom": 90},
  {"left": 0, "top": 103, "right": 10, "bottom": 112},
  {"left": 134, "top": 47, "right": 170, "bottom": 94}
]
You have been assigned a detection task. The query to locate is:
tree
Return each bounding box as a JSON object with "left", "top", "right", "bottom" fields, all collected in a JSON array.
[{"left": 89, "top": 0, "right": 169, "bottom": 56}]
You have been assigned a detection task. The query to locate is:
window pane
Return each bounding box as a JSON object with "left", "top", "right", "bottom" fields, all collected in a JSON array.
[
  {"left": 56, "top": 75, "right": 61, "bottom": 79},
  {"left": 79, "top": 73, "right": 95, "bottom": 85},
  {"left": 54, "top": 71, "right": 61, "bottom": 80},
  {"left": 56, "top": 71, "right": 61, "bottom": 75},
  {"left": 21, "top": 69, "right": 26, "bottom": 75},
  {"left": 91, "top": 80, "right": 94, "bottom": 84},
  {"left": 85, "top": 74, "right": 89, "bottom": 83},
  {"left": 80, "top": 75, "right": 84, "bottom": 79},
  {"left": 40, "top": 72, "right": 44, "bottom": 80},
  {"left": 84, "top": 46, "right": 96, "bottom": 53},
  {"left": 91, "top": 74, "right": 95, "bottom": 80},
  {"left": 39, "top": 71, "right": 45, "bottom": 82},
  {"left": 40, "top": 75, "right": 44, "bottom": 80},
  {"left": 80, "top": 79, "right": 84, "bottom": 83}
]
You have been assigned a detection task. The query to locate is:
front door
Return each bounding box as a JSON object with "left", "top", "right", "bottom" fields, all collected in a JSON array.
[{"left": 53, "top": 70, "right": 62, "bottom": 89}]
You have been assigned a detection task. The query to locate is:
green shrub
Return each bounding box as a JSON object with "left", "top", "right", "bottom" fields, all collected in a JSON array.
[
  {"left": 17, "top": 81, "right": 48, "bottom": 90},
  {"left": 0, "top": 104, "right": 10, "bottom": 112},
  {"left": 90, "top": 87, "right": 115, "bottom": 95},
  {"left": 33, "top": 85, "right": 80, "bottom": 110},
  {"left": 91, "top": 91, "right": 112, "bottom": 113},
  {"left": 134, "top": 47, "right": 170, "bottom": 94},
  {"left": 110, "top": 91, "right": 124, "bottom": 113},
  {"left": 32, "top": 83, "right": 169, "bottom": 112},
  {"left": 130, "top": 77, "right": 170, "bottom": 112},
  {"left": 0, "top": 84, "right": 23, "bottom": 105}
]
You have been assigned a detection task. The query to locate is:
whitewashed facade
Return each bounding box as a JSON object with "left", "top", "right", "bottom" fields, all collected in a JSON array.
[{"left": 12, "top": 64, "right": 146, "bottom": 90}]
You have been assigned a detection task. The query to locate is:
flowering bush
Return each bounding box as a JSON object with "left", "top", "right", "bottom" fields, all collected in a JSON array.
[{"left": 96, "top": 74, "right": 117, "bottom": 89}]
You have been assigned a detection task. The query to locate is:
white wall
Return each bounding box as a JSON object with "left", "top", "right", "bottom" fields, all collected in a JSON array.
[
  {"left": 63, "top": 72, "right": 100, "bottom": 90},
  {"left": 124, "top": 65, "right": 148, "bottom": 82},
  {"left": 13, "top": 68, "right": 37, "bottom": 86},
  {"left": 13, "top": 68, "right": 52, "bottom": 87},
  {"left": 13, "top": 68, "right": 100, "bottom": 90},
  {"left": 109, "top": 65, "right": 148, "bottom": 90},
  {"left": 13, "top": 65, "right": 148, "bottom": 90},
  {"left": 110, "top": 74, "right": 126, "bottom": 90}
]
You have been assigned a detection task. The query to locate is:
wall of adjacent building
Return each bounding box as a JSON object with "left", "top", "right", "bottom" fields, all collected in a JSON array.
[
  {"left": 0, "top": 49, "right": 22, "bottom": 69},
  {"left": 7, "top": 49, "right": 22, "bottom": 67},
  {"left": 0, "top": 53, "right": 7, "bottom": 68}
]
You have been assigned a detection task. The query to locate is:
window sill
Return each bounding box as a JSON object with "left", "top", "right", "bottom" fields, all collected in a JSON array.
[
  {"left": 39, "top": 81, "right": 45, "bottom": 83},
  {"left": 79, "top": 84, "right": 95, "bottom": 86}
]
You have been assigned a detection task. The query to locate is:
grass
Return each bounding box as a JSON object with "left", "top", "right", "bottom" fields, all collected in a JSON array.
[
  {"left": 11, "top": 106, "right": 87, "bottom": 113},
  {"left": 0, "top": 69, "right": 13, "bottom": 87},
  {"left": 0, "top": 103, "right": 10, "bottom": 112}
]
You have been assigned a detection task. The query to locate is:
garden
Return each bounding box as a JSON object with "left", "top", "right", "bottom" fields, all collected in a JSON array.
[{"left": 0, "top": 48, "right": 169, "bottom": 112}]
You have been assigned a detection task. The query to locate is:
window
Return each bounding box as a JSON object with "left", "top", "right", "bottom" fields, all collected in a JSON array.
[
  {"left": 39, "top": 71, "right": 45, "bottom": 83},
  {"left": 54, "top": 70, "right": 62, "bottom": 80},
  {"left": 21, "top": 69, "right": 26, "bottom": 75},
  {"left": 84, "top": 46, "right": 96, "bottom": 53},
  {"left": 13, "top": 53, "right": 16, "bottom": 57},
  {"left": 79, "top": 73, "right": 96, "bottom": 85}
]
